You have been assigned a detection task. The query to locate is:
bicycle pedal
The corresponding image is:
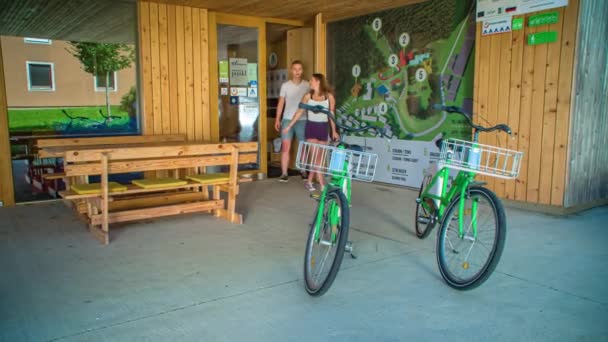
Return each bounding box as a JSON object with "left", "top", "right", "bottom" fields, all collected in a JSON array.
[
  {"left": 417, "top": 216, "right": 431, "bottom": 224},
  {"left": 309, "top": 193, "right": 320, "bottom": 201}
]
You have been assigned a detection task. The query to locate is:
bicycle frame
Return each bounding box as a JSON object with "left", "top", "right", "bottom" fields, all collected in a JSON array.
[
  {"left": 313, "top": 144, "right": 351, "bottom": 243},
  {"left": 419, "top": 131, "right": 482, "bottom": 238}
]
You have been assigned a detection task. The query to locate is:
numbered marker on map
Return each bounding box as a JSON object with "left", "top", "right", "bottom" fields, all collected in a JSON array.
[
  {"left": 352, "top": 64, "right": 361, "bottom": 82},
  {"left": 372, "top": 18, "right": 382, "bottom": 32},
  {"left": 399, "top": 33, "right": 410, "bottom": 48},
  {"left": 416, "top": 68, "right": 427, "bottom": 82},
  {"left": 378, "top": 102, "right": 388, "bottom": 115},
  {"left": 388, "top": 54, "right": 399, "bottom": 68}
]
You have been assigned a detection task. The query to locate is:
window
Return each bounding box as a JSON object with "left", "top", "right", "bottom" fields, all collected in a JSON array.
[
  {"left": 24, "top": 38, "right": 52, "bottom": 44},
  {"left": 26, "top": 62, "right": 55, "bottom": 91},
  {"left": 94, "top": 72, "right": 117, "bottom": 92}
]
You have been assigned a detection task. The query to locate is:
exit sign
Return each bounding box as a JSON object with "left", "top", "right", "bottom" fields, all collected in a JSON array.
[{"left": 528, "top": 31, "right": 558, "bottom": 45}]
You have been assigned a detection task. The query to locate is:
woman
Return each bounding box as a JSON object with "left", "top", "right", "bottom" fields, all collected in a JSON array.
[{"left": 283, "top": 73, "right": 339, "bottom": 191}]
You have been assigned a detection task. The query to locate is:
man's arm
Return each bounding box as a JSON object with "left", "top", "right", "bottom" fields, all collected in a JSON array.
[{"left": 275, "top": 96, "right": 285, "bottom": 132}]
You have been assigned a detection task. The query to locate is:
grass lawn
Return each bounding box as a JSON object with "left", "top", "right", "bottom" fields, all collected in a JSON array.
[{"left": 9, "top": 106, "right": 134, "bottom": 134}]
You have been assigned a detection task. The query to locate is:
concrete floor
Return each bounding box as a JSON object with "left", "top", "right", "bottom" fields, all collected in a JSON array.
[{"left": 1, "top": 179, "right": 607, "bottom": 341}]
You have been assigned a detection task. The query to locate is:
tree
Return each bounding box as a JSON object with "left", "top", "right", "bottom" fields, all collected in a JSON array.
[{"left": 68, "top": 42, "right": 135, "bottom": 120}]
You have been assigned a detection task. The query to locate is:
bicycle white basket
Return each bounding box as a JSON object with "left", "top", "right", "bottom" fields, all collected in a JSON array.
[
  {"left": 439, "top": 138, "right": 523, "bottom": 179},
  {"left": 296, "top": 141, "right": 378, "bottom": 182}
]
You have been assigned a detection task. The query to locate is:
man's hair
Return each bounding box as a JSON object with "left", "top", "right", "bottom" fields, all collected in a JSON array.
[{"left": 291, "top": 60, "right": 304, "bottom": 67}]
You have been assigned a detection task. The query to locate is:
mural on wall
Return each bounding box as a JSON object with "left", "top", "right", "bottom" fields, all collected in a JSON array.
[
  {"left": 327, "top": 0, "right": 476, "bottom": 187},
  {"left": 6, "top": 39, "right": 138, "bottom": 137}
]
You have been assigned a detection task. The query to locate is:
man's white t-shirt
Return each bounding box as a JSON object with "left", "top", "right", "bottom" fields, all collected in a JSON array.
[{"left": 279, "top": 80, "right": 310, "bottom": 120}]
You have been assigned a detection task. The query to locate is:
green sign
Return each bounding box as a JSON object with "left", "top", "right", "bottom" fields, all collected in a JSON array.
[
  {"left": 528, "top": 31, "right": 558, "bottom": 45},
  {"left": 219, "top": 60, "right": 229, "bottom": 83},
  {"left": 529, "top": 12, "right": 559, "bottom": 27},
  {"left": 512, "top": 18, "right": 524, "bottom": 31},
  {"left": 247, "top": 63, "right": 257, "bottom": 83}
]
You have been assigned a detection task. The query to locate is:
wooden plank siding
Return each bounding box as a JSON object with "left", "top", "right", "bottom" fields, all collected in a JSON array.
[
  {"left": 564, "top": 0, "right": 608, "bottom": 208},
  {"left": 474, "top": 0, "right": 580, "bottom": 207},
  {"left": 138, "top": 1, "right": 213, "bottom": 142}
]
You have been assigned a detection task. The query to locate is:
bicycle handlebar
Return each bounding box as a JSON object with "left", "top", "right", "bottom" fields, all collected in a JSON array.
[
  {"left": 298, "top": 103, "right": 389, "bottom": 138},
  {"left": 433, "top": 104, "right": 512, "bottom": 135}
]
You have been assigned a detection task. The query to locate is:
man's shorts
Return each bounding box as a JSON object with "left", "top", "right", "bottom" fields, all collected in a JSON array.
[{"left": 281, "top": 119, "right": 306, "bottom": 141}]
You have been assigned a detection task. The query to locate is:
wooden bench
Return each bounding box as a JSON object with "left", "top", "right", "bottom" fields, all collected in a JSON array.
[
  {"left": 55, "top": 141, "right": 258, "bottom": 245},
  {"left": 35, "top": 135, "right": 188, "bottom": 197}
]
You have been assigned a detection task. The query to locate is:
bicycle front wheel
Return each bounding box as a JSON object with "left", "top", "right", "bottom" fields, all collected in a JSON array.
[
  {"left": 304, "top": 188, "right": 350, "bottom": 296},
  {"left": 436, "top": 186, "right": 506, "bottom": 290}
]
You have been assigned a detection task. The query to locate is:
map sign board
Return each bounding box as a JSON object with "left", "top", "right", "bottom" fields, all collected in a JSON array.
[{"left": 329, "top": 0, "right": 476, "bottom": 187}]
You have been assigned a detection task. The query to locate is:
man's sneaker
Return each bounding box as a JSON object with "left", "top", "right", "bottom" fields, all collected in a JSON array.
[
  {"left": 304, "top": 181, "right": 315, "bottom": 191},
  {"left": 278, "top": 174, "right": 289, "bottom": 182}
]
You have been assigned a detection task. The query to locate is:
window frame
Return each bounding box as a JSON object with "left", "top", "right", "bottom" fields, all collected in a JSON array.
[
  {"left": 24, "top": 38, "right": 52, "bottom": 45},
  {"left": 26, "top": 61, "right": 56, "bottom": 92},
  {"left": 93, "top": 71, "right": 118, "bottom": 92}
]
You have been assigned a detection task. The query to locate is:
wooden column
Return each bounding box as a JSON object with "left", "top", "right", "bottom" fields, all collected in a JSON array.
[
  {"left": 314, "top": 13, "right": 326, "bottom": 75},
  {"left": 0, "top": 41, "right": 15, "bottom": 207}
]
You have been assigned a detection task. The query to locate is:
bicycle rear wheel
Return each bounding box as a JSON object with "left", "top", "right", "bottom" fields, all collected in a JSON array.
[
  {"left": 436, "top": 186, "right": 506, "bottom": 290},
  {"left": 304, "top": 188, "right": 350, "bottom": 296},
  {"left": 415, "top": 174, "right": 437, "bottom": 239}
]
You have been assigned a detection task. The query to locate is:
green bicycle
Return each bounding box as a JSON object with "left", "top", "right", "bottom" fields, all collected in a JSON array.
[
  {"left": 416, "top": 104, "right": 523, "bottom": 290},
  {"left": 296, "top": 103, "right": 381, "bottom": 296}
]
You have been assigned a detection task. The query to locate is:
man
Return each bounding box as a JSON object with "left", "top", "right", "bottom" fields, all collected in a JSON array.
[{"left": 275, "top": 60, "right": 310, "bottom": 182}]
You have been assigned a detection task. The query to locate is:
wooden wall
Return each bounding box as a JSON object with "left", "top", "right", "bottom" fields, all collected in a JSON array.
[
  {"left": 138, "top": 1, "right": 216, "bottom": 142},
  {"left": 314, "top": 13, "right": 326, "bottom": 75},
  {"left": 565, "top": 0, "right": 608, "bottom": 208},
  {"left": 474, "top": 0, "right": 580, "bottom": 207},
  {"left": 287, "top": 28, "right": 314, "bottom": 79},
  {"left": 0, "top": 42, "right": 15, "bottom": 207}
]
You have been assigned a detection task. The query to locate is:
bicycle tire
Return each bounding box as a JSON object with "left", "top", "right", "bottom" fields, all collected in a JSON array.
[
  {"left": 415, "top": 174, "right": 437, "bottom": 239},
  {"left": 303, "top": 188, "right": 350, "bottom": 296},
  {"left": 436, "top": 186, "right": 506, "bottom": 290}
]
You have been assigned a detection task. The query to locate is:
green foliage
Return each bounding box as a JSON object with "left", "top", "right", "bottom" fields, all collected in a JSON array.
[
  {"left": 67, "top": 42, "right": 135, "bottom": 76},
  {"left": 68, "top": 41, "right": 136, "bottom": 117},
  {"left": 8, "top": 106, "right": 130, "bottom": 133},
  {"left": 120, "top": 86, "right": 137, "bottom": 118}
]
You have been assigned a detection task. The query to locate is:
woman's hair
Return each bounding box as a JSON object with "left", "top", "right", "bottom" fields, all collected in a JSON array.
[{"left": 310, "top": 73, "right": 334, "bottom": 97}]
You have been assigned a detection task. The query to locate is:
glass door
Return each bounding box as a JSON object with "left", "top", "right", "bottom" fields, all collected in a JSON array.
[{"left": 211, "top": 14, "right": 267, "bottom": 174}]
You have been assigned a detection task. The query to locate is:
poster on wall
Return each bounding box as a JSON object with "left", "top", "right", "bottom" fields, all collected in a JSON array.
[
  {"left": 328, "top": 0, "right": 475, "bottom": 187},
  {"left": 476, "top": 0, "right": 568, "bottom": 21},
  {"left": 219, "top": 60, "right": 229, "bottom": 83},
  {"left": 482, "top": 16, "right": 513, "bottom": 35},
  {"left": 229, "top": 58, "right": 248, "bottom": 86}
]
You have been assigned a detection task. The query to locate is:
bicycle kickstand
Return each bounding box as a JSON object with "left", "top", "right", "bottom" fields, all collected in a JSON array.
[{"left": 345, "top": 241, "right": 357, "bottom": 259}]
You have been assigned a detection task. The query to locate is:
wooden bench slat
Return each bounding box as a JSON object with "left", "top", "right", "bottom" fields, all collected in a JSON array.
[
  {"left": 59, "top": 176, "right": 249, "bottom": 200},
  {"left": 42, "top": 172, "right": 66, "bottom": 180},
  {"left": 61, "top": 181, "right": 203, "bottom": 199},
  {"left": 37, "top": 134, "right": 186, "bottom": 148},
  {"left": 63, "top": 153, "right": 257, "bottom": 176},
  {"left": 108, "top": 192, "right": 210, "bottom": 211},
  {"left": 90, "top": 200, "right": 224, "bottom": 225},
  {"left": 63, "top": 142, "right": 258, "bottom": 162}
]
